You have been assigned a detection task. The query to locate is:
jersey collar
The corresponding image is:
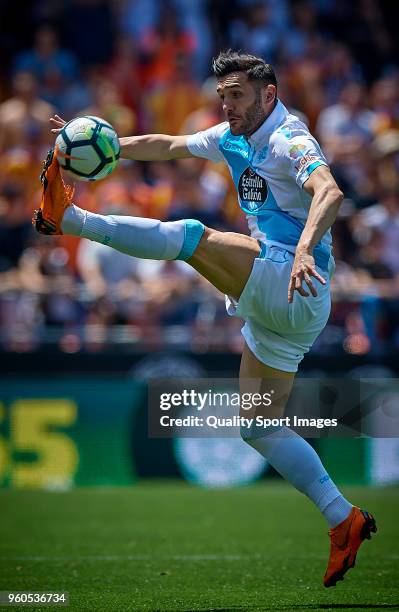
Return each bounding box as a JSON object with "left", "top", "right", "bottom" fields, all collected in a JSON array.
[{"left": 247, "top": 99, "right": 289, "bottom": 146}]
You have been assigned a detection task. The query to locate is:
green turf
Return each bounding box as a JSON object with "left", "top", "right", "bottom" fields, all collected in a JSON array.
[{"left": 0, "top": 482, "right": 398, "bottom": 611}]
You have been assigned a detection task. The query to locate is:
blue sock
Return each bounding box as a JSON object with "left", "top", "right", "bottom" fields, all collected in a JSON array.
[
  {"left": 245, "top": 427, "right": 352, "bottom": 527},
  {"left": 62, "top": 204, "right": 204, "bottom": 261}
]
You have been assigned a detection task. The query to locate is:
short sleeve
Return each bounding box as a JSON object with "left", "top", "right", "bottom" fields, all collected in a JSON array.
[
  {"left": 186, "top": 122, "right": 229, "bottom": 163},
  {"left": 271, "top": 126, "right": 328, "bottom": 187}
]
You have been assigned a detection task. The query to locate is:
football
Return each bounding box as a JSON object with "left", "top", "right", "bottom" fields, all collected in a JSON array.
[{"left": 55, "top": 115, "right": 120, "bottom": 181}]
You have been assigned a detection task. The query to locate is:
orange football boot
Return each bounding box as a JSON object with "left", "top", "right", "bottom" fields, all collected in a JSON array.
[
  {"left": 32, "top": 148, "right": 74, "bottom": 235},
  {"left": 324, "top": 506, "right": 377, "bottom": 587}
]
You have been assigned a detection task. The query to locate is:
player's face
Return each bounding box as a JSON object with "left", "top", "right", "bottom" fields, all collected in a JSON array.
[{"left": 216, "top": 72, "right": 272, "bottom": 137}]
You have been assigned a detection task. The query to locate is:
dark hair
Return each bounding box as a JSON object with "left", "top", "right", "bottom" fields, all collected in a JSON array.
[{"left": 212, "top": 50, "right": 277, "bottom": 89}]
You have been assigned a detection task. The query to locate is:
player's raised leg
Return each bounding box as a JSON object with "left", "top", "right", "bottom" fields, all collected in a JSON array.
[
  {"left": 239, "top": 342, "right": 377, "bottom": 587},
  {"left": 33, "top": 149, "right": 260, "bottom": 301}
]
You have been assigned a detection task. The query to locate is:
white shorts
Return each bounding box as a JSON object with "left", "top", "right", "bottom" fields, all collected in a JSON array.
[{"left": 226, "top": 244, "right": 333, "bottom": 372}]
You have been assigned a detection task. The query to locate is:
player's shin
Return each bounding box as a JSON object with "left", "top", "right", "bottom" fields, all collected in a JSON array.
[{"left": 61, "top": 204, "right": 205, "bottom": 261}]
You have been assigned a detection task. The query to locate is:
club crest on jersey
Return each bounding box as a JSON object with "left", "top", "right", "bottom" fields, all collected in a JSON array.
[{"left": 238, "top": 167, "right": 268, "bottom": 212}]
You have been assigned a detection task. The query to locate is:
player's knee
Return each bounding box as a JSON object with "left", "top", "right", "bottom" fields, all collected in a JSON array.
[
  {"left": 188, "top": 225, "right": 217, "bottom": 255},
  {"left": 240, "top": 424, "right": 254, "bottom": 445},
  {"left": 240, "top": 422, "right": 285, "bottom": 445},
  {"left": 240, "top": 423, "right": 268, "bottom": 446},
  {"left": 203, "top": 226, "right": 223, "bottom": 242}
]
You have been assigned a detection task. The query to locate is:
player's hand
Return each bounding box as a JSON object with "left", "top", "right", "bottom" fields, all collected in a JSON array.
[
  {"left": 50, "top": 115, "right": 67, "bottom": 133},
  {"left": 288, "top": 249, "right": 326, "bottom": 303}
]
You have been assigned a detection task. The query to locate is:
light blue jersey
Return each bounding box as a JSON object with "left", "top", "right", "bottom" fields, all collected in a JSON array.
[{"left": 187, "top": 100, "right": 331, "bottom": 271}]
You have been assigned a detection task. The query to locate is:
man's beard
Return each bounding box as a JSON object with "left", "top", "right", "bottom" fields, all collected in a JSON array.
[{"left": 231, "top": 90, "right": 268, "bottom": 136}]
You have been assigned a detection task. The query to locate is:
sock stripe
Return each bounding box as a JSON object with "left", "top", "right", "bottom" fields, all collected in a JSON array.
[{"left": 175, "top": 219, "right": 205, "bottom": 261}]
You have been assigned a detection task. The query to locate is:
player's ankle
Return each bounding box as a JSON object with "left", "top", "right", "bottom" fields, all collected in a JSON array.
[
  {"left": 61, "top": 204, "right": 85, "bottom": 236},
  {"left": 323, "top": 497, "right": 353, "bottom": 529}
]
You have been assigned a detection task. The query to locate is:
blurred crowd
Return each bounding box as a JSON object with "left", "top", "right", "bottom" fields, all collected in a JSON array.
[{"left": 0, "top": 0, "right": 399, "bottom": 355}]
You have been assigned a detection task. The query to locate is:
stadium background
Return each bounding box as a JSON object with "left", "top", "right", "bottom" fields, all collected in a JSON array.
[{"left": 0, "top": 1, "right": 399, "bottom": 610}]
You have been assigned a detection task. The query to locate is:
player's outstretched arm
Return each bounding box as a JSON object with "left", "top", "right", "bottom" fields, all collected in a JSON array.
[
  {"left": 50, "top": 115, "right": 194, "bottom": 161},
  {"left": 119, "top": 134, "right": 194, "bottom": 161},
  {"left": 288, "top": 165, "right": 343, "bottom": 303}
]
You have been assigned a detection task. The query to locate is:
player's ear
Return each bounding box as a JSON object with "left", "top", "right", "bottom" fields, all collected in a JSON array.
[{"left": 263, "top": 84, "right": 276, "bottom": 105}]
